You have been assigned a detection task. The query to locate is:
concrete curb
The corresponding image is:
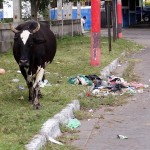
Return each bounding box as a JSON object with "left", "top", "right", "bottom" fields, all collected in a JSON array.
[
  {"left": 100, "top": 58, "right": 119, "bottom": 78},
  {"left": 26, "top": 53, "right": 123, "bottom": 150},
  {"left": 26, "top": 100, "right": 80, "bottom": 150},
  {"left": 100, "top": 52, "right": 126, "bottom": 78}
]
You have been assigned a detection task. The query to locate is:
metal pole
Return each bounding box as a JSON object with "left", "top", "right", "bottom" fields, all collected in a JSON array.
[
  {"left": 106, "top": 0, "right": 112, "bottom": 51},
  {"left": 112, "top": 0, "right": 117, "bottom": 41},
  {"left": 72, "top": 19, "right": 73, "bottom": 37},
  {"left": 62, "top": 19, "right": 63, "bottom": 37},
  {"left": 108, "top": 2, "right": 111, "bottom": 51}
]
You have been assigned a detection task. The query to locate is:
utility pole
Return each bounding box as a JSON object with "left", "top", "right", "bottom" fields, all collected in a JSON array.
[
  {"left": 117, "top": 0, "right": 122, "bottom": 38},
  {"left": 112, "top": 0, "right": 117, "bottom": 42},
  {"left": 105, "top": 0, "right": 112, "bottom": 51},
  {"left": 90, "top": 0, "right": 101, "bottom": 66}
]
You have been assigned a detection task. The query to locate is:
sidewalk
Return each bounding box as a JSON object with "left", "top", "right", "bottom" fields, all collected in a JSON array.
[{"left": 71, "top": 28, "right": 150, "bottom": 150}]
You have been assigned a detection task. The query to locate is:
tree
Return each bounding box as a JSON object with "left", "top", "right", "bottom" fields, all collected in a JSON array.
[
  {"left": 23, "top": 0, "right": 51, "bottom": 20},
  {"left": 0, "top": 0, "right": 51, "bottom": 20},
  {"left": 0, "top": 0, "right": 81, "bottom": 20},
  {"left": 24, "top": 0, "right": 78, "bottom": 20}
]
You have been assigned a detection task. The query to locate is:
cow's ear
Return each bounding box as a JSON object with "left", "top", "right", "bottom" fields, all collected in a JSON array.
[{"left": 33, "top": 38, "right": 46, "bottom": 44}]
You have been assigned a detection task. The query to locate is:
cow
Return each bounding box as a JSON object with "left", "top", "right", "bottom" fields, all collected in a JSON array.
[{"left": 10, "top": 20, "right": 57, "bottom": 109}]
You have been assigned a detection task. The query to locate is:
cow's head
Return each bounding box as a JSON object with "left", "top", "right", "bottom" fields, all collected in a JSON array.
[{"left": 10, "top": 21, "right": 43, "bottom": 67}]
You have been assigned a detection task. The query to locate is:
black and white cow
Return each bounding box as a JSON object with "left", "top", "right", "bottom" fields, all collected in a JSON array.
[{"left": 10, "top": 21, "right": 56, "bottom": 109}]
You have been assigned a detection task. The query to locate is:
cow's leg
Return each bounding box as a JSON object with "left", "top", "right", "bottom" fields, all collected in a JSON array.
[
  {"left": 20, "top": 67, "right": 34, "bottom": 102},
  {"left": 33, "top": 84, "right": 41, "bottom": 109},
  {"left": 38, "top": 74, "right": 45, "bottom": 98},
  {"left": 20, "top": 67, "right": 32, "bottom": 101},
  {"left": 27, "top": 81, "right": 33, "bottom": 102},
  {"left": 20, "top": 66, "right": 27, "bottom": 81},
  {"left": 32, "top": 67, "right": 45, "bottom": 109}
]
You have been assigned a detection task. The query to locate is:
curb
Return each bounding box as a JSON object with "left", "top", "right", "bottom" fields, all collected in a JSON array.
[
  {"left": 26, "top": 54, "right": 123, "bottom": 150},
  {"left": 100, "top": 52, "right": 125, "bottom": 78},
  {"left": 100, "top": 58, "right": 119, "bottom": 78},
  {"left": 26, "top": 100, "right": 80, "bottom": 150}
]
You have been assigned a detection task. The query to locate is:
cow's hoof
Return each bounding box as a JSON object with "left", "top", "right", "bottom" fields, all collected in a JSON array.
[{"left": 33, "top": 104, "right": 42, "bottom": 110}]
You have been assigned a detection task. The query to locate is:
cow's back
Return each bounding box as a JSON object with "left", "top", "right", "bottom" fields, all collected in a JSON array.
[{"left": 34, "top": 22, "right": 57, "bottom": 64}]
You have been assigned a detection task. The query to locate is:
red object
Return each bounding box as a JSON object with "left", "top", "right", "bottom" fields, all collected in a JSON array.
[
  {"left": 86, "top": 91, "right": 91, "bottom": 97},
  {"left": 117, "top": 0, "right": 122, "bottom": 38},
  {"left": 90, "top": 0, "right": 101, "bottom": 66}
]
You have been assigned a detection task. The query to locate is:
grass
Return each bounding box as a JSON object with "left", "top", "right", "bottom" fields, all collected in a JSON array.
[
  {"left": 0, "top": 35, "right": 142, "bottom": 149},
  {"left": 122, "top": 59, "right": 141, "bottom": 82}
]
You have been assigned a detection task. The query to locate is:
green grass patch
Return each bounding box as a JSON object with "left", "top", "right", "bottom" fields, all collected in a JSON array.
[
  {"left": 41, "top": 143, "right": 81, "bottom": 150},
  {"left": 0, "top": 35, "right": 142, "bottom": 149},
  {"left": 122, "top": 59, "right": 141, "bottom": 82}
]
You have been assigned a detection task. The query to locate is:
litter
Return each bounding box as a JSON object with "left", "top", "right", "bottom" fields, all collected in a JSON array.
[
  {"left": 12, "top": 79, "right": 20, "bottom": 82},
  {"left": 18, "top": 85, "right": 25, "bottom": 90},
  {"left": 88, "top": 109, "right": 94, "bottom": 112},
  {"left": 144, "top": 84, "right": 149, "bottom": 88},
  {"left": 17, "top": 70, "right": 21, "bottom": 74},
  {"left": 39, "top": 79, "right": 52, "bottom": 88},
  {"left": 0, "top": 68, "right": 5, "bottom": 75},
  {"left": 68, "top": 75, "right": 92, "bottom": 86},
  {"left": 68, "top": 74, "right": 149, "bottom": 97},
  {"left": 137, "top": 89, "right": 144, "bottom": 93},
  {"left": 48, "top": 137, "right": 64, "bottom": 145},
  {"left": 117, "top": 134, "right": 128, "bottom": 139},
  {"left": 67, "top": 118, "right": 81, "bottom": 129},
  {"left": 86, "top": 91, "right": 91, "bottom": 97}
]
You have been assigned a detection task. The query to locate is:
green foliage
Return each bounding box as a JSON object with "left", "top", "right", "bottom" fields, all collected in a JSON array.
[
  {"left": 0, "top": 18, "right": 13, "bottom": 23},
  {"left": 122, "top": 59, "right": 140, "bottom": 82},
  {"left": 145, "top": 1, "right": 150, "bottom": 6},
  {"left": 23, "top": 0, "right": 50, "bottom": 12}
]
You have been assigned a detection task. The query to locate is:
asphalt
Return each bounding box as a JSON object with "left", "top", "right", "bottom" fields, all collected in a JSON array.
[{"left": 71, "top": 28, "right": 150, "bottom": 150}]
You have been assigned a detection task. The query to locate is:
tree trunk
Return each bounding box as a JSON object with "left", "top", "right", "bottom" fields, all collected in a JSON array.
[
  {"left": 31, "top": 0, "right": 38, "bottom": 20},
  {"left": 0, "top": 2, "right": 3, "bottom": 9}
]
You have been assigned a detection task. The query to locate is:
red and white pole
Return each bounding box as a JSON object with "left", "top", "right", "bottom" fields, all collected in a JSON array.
[
  {"left": 117, "top": 0, "right": 122, "bottom": 38},
  {"left": 90, "top": 0, "right": 101, "bottom": 66}
]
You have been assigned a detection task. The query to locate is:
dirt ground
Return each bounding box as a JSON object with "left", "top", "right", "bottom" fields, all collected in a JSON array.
[{"left": 71, "top": 28, "right": 150, "bottom": 150}]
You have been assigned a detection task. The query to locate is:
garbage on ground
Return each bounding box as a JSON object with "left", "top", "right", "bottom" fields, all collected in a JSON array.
[
  {"left": 48, "top": 137, "right": 64, "bottom": 145},
  {"left": 12, "top": 78, "right": 20, "bottom": 82},
  {"left": 0, "top": 68, "right": 6, "bottom": 75},
  {"left": 88, "top": 109, "right": 94, "bottom": 112},
  {"left": 39, "top": 79, "right": 52, "bottom": 88},
  {"left": 18, "top": 85, "right": 25, "bottom": 90},
  {"left": 68, "top": 74, "right": 149, "bottom": 97},
  {"left": 117, "top": 134, "right": 128, "bottom": 139},
  {"left": 17, "top": 70, "right": 21, "bottom": 74},
  {"left": 68, "top": 75, "right": 92, "bottom": 86},
  {"left": 67, "top": 118, "right": 81, "bottom": 129}
]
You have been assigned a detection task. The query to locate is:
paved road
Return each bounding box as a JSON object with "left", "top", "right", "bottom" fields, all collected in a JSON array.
[{"left": 72, "top": 28, "right": 150, "bottom": 150}]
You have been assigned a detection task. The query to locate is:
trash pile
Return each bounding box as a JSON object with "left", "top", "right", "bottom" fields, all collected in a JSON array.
[{"left": 68, "top": 74, "right": 149, "bottom": 97}]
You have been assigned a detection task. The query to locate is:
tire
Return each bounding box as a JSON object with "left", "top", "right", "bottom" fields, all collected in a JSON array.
[{"left": 144, "top": 16, "right": 149, "bottom": 22}]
